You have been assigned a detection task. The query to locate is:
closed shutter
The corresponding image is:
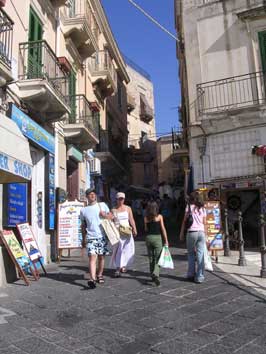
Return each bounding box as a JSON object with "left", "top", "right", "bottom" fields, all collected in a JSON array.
[
  {"left": 69, "top": 70, "right": 76, "bottom": 123},
  {"left": 259, "top": 31, "right": 266, "bottom": 72},
  {"left": 28, "top": 8, "right": 43, "bottom": 78}
]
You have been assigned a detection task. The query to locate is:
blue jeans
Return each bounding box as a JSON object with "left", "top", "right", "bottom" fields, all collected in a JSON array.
[{"left": 186, "top": 231, "right": 205, "bottom": 282}]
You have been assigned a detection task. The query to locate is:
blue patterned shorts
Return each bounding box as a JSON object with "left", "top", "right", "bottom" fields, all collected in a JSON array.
[{"left": 87, "top": 238, "right": 109, "bottom": 256}]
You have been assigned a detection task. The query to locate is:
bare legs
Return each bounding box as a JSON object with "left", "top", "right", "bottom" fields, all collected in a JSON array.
[{"left": 89, "top": 255, "right": 105, "bottom": 280}]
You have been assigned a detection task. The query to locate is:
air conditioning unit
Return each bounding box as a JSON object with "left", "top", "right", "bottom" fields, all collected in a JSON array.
[{"left": 89, "top": 158, "right": 101, "bottom": 175}]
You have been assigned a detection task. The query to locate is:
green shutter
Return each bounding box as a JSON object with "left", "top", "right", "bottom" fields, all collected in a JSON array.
[
  {"left": 259, "top": 31, "right": 266, "bottom": 72},
  {"left": 28, "top": 8, "right": 43, "bottom": 78},
  {"left": 69, "top": 70, "right": 77, "bottom": 123}
]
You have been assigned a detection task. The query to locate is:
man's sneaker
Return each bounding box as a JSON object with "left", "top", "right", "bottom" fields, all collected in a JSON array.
[{"left": 88, "top": 280, "right": 97, "bottom": 289}]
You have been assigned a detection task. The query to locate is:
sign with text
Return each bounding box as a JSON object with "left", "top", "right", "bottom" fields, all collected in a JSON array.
[
  {"left": 16, "top": 223, "right": 41, "bottom": 261},
  {"left": 1, "top": 230, "right": 31, "bottom": 270},
  {"left": 7, "top": 183, "right": 28, "bottom": 227},
  {"left": 58, "top": 200, "right": 84, "bottom": 249},
  {"left": 204, "top": 201, "right": 223, "bottom": 250}
]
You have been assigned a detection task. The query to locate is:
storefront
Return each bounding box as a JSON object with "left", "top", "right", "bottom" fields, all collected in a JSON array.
[
  {"left": 5, "top": 104, "right": 56, "bottom": 264},
  {"left": 0, "top": 113, "right": 33, "bottom": 286},
  {"left": 67, "top": 145, "right": 83, "bottom": 201}
]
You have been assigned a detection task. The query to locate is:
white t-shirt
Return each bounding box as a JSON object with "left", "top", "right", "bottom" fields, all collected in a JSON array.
[{"left": 80, "top": 202, "right": 109, "bottom": 239}]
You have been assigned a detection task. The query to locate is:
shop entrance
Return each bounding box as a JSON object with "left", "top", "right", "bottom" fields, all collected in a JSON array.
[
  {"left": 226, "top": 189, "right": 260, "bottom": 248},
  {"left": 67, "top": 159, "right": 79, "bottom": 200}
]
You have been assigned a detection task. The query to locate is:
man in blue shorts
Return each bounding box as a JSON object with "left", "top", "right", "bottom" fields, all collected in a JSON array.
[{"left": 80, "top": 188, "right": 112, "bottom": 289}]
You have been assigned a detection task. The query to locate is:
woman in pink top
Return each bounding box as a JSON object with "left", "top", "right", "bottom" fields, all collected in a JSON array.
[{"left": 180, "top": 191, "right": 207, "bottom": 283}]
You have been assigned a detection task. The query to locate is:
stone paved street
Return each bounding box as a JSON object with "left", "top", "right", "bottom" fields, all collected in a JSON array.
[{"left": 1, "top": 241, "right": 266, "bottom": 354}]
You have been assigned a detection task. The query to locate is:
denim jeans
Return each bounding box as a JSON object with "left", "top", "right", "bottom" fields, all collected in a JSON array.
[{"left": 186, "top": 231, "right": 205, "bottom": 282}]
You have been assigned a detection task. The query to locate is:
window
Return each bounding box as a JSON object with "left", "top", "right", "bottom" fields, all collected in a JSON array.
[{"left": 259, "top": 31, "right": 266, "bottom": 72}]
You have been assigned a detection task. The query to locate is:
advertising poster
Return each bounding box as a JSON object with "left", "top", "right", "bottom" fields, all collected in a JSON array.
[
  {"left": 1, "top": 230, "right": 31, "bottom": 271},
  {"left": 7, "top": 183, "right": 28, "bottom": 227},
  {"left": 58, "top": 200, "right": 84, "bottom": 249},
  {"left": 205, "top": 201, "right": 224, "bottom": 250},
  {"left": 45, "top": 153, "right": 55, "bottom": 230},
  {"left": 16, "top": 223, "right": 42, "bottom": 261}
]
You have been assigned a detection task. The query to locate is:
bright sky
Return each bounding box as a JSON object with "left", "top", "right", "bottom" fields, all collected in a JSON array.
[{"left": 101, "top": 0, "right": 181, "bottom": 137}]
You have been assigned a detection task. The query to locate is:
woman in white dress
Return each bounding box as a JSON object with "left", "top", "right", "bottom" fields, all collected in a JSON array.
[{"left": 112, "top": 192, "right": 137, "bottom": 277}]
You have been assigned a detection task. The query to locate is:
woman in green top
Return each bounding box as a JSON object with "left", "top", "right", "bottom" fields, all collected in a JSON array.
[{"left": 144, "top": 201, "right": 169, "bottom": 286}]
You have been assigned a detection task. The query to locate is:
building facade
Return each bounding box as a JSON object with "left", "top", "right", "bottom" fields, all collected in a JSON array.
[
  {"left": 0, "top": 0, "right": 129, "bottom": 285},
  {"left": 126, "top": 58, "right": 157, "bottom": 190},
  {"left": 175, "top": 0, "right": 266, "bottom": 246}
]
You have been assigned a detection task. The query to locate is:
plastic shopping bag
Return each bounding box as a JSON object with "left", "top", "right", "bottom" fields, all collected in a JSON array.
[
  {"left": 204, "top": 242, "right": 213, "bottom": 272},
  {"left": 158, "top": 246, "right": 174, "bottom": 269}
]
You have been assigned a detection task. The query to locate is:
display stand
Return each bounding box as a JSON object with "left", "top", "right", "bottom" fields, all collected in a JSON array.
[
  {"left": 57, "top": 200, "right": 84, "bottom": 263},
  {"left": 0, "top": 230, "right": 38, "bottom": 285},
  {"left": 205, "top": 201, "right": 224, "bottom": 263},
  {"left": 16, "top": 223, "right": 47, "bottom": 278}
]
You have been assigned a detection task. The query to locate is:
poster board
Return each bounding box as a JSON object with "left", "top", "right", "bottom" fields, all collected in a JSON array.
[
  {"left": 57, "top": 200, "right": 84, "bottom": 251},
  {"left": 16, "top": 223, "right": 46, "bottom": 276},
  {"left": 0, "top": 230, "right": 32, "bottom": 285},
  {"left": 16, "top": 223, "right": 42, "bottom": 261},
  {"left": 204, "top": 201, "right": 224, "bottom": 251}
]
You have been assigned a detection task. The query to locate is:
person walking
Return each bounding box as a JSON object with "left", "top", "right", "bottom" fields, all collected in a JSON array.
[
  {"left": 80, "top": 188, "right": 112, "bottom": 289},
  {"left": 180, "top": 191, "right": 207, "bottom": 283},
  {"left": 112, "top": 192, "right": 137, "bottom": 277},
  {"left": 144, "top": 201, "right": 169, "bottom": 286}
]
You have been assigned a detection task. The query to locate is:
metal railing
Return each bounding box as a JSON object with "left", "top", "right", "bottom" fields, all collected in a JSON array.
[
  {"left": 67, "top": 94, "right": 99, "bottom": 139},
  {"left": 63, "top": 0, "right": 99, "bottom": 43},
  {"left": 98, "top": 129, "right": 125, "bottom": 166},
  {"left": 18, "top": 40, "right": 69, "bottom": 106},
  {"left": 88, "top": 50, "right": 117, "bottom": 91},
  {"left": 197, "top": 71, "right": 266, "bottom": 115},
  {"left": 0, "top": 8, "right": 14, "bottom": 68}
]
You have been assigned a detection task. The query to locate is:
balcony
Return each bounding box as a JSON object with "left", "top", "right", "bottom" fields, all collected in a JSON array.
[
  {"left": 197, "top": 71, "right": 266, "bottom": 116},
  {"left": 61, "top": 0, "right": 99, "bottom": 59},
  {"left": 127, "top": 93, "right": 136, "bottom": 113},
  {"left": 63, "top": 94, "right": 99, "bottom": 149},
  {"left": 50, "top": 0, "right": 68, "bottom": 6},
  {"left": 96, "top": 129, "right": 126, "bottom": 175},
  {"left": 88, "top": 50, "right": 117, "bottom": 99},
  {"left": 0, "top": 8, "right": 14, "bottom": 82},
  {"left": 140, "top": 94, "right": 154, "bottom": 123},
  {"left": 18, "top": 40, "right": 70, "bottom": 121}
]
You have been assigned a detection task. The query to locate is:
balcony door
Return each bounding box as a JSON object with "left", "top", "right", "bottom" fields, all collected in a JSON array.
[
  {"left": 28, "top": 8, "right": 43, "bottom": 78},
  {"left": 259, "top": 31, "right": 266, "bottom": 72}
]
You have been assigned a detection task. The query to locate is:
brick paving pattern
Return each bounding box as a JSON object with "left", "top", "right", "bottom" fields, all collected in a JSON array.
[{"left": 0, "top": 241, "right": 266, "bottom": 354}]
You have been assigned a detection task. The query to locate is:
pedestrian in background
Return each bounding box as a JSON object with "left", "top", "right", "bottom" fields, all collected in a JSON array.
[
  {"left": 180, "top": 191, "right": 207, "bottom": 283},
  {"left": 112, "top": 192, "right": 137, "bottom": 277},
  {"left": 144, "top": 201, "right": 169, "bottom": 286},
  {"left": 80, "top": 188, "right": 112, "bottom": 289}
]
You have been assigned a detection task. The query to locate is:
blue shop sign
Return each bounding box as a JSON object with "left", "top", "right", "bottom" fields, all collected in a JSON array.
[
  {"left": 0, "top": 152, "right": 32, "bottom": 180},
  {"left": 7, "top": 183, "right": 28, "bottom": 227},
  {"left": 11, "top": 104, "right": 55, "bottom": 154}
]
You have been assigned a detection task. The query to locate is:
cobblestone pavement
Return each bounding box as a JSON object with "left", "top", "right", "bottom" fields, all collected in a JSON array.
[{"left": 1, "top": 241, "right": 266, "bottom": 354}]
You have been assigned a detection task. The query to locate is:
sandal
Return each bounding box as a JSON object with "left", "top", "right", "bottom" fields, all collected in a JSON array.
[
  {"left": 97, "top": 275, "right": 105, "bottom": 284},
  {"left": 114, "top": 270, "right": 121, "bottom": 278},
  {"left": 88, "top": 280, "right": 97, "bottom": 289},
  {"left": 120, "top": 267, "right": 127, "bottom": 273}
]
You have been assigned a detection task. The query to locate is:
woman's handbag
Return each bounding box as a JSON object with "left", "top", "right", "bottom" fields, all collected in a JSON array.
[
  {"left": 119, "top": 224, "right": 132, "bottom": 237},
  {"left": 158, "top": 246, "right": 174, "bottom": 269},
  {"left": 185, "top": 203, "right": 194, "bottom": 230}
]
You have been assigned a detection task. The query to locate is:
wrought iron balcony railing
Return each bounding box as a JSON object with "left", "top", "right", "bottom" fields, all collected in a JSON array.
[
  {"left": 196, "top": 71, "right": 266, "bottom": 115},
  {"left": 63, "top": 0, "right": 99, "bottom": 42},
  {"left": 0, "top": 8, "right": 14, "bottom": 69},
  {"left": 18, "top": 40, "right": 69, "bottom": 106},
  {"left": 67, "top": 94, "right": 99, "bottom": 138},
  {"left": 88, "top": 50, "right": 117, "bottom": 91},
  {"left": 97, "top": 129, "right": 125, "bottom": 166}
]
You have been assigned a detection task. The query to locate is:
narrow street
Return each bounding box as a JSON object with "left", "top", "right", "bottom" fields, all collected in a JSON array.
[{"left": 1, "top": 241, "right": 266, "bottom": 354}]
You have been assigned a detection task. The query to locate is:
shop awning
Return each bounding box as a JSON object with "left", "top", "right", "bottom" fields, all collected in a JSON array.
[{"left": 0, "top": 114, "right": 33, "bottom": 183}]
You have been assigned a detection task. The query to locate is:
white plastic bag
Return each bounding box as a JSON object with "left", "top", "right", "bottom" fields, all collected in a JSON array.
[
  {"left": 158, "top": 246, "right": 174, "bottom": 269},
  {"left": 204, "top": 243, "right": 213, "bottom": 272}
]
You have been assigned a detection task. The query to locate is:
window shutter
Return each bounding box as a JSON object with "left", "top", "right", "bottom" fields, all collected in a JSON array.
[{"left": 258, "top": 31, "right": 266, "bottom": 72}]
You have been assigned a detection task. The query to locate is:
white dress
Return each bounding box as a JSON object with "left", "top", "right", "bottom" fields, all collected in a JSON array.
[{"left": 112, "top": 209, "right": 135, "bottom": 269}]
